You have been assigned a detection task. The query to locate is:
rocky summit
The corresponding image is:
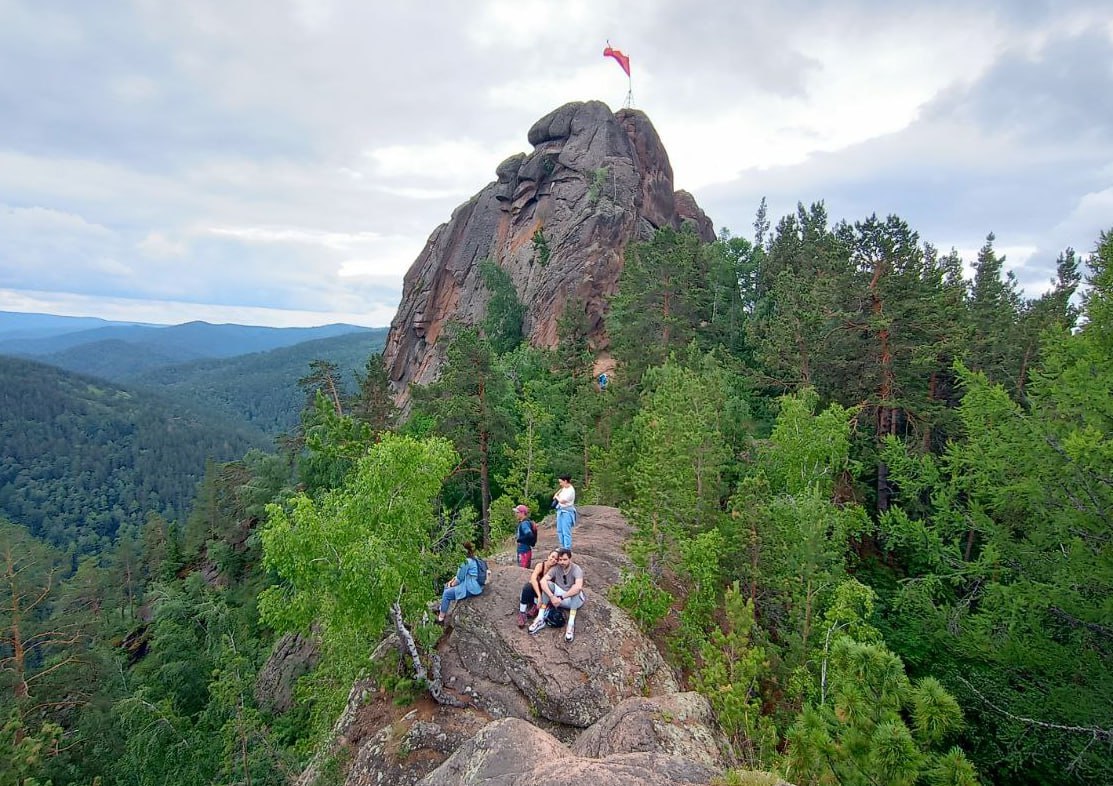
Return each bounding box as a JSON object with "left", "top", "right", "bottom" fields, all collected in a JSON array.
[
  {"left": 323, "top": 506, "right": 741, "bottom": 786},
  {"left": 383, "top": 100, "right": 714, "bottom": 402}
]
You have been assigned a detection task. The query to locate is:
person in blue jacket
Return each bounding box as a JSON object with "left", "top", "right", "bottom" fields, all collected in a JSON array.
[
  {"left": 436, "top": 541, "right": 483, "bottom": 623},
  {"left": 514, "top": 504, "right": 537, "bottom": 568}
]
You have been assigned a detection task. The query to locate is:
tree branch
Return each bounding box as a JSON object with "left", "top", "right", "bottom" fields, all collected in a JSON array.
[
  {"left": 956, "top": 675, "right": 1113, "bottom": 740},
  {"left": 390, "top": 602, "right": 467, "bottom": 708}
]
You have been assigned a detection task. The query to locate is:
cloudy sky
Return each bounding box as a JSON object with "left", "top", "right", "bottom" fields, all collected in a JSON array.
[{"left": 1, "top": 0, "right": 1110, "bottom": 328}]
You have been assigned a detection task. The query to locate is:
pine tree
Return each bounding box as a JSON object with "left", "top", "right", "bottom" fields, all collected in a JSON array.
[
  {"left": 609, "top": 226, "right": 712, "bottom": 386},
  {"left": 350, "top": 353, "right": 399, "bottom": 434},
  {"left": 879, "top": 237, "right": 1113, "bottom": 784},
  {"left": 748, "top": 203, "right": 851, "bottom": 391},
  {"left": 967, "top": 233, "right": 1023, "bottom": 393},
  {"left": 624, "top": 351, "right": 732, "bottom": 573},
  {"left": 411, "top": 326, "right": 514, "bottom": 546}
]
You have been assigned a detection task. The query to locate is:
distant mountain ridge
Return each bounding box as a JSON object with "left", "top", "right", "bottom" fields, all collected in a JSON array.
[
  {"left": 0, "top": 311, "right": 157, "bottom": 341},
  {"left": 0, "top": 312, "right": 374, "bottom": 363},
  {"left": 0, "top": 311, "right": 388, "bottom": 439}
]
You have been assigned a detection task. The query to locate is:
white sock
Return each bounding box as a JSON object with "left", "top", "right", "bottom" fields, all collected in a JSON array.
[{"left": 519, "top": 603, "right": 527, "bottom": 612}]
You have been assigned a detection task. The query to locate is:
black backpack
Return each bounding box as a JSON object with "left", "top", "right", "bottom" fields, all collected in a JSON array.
[
  {"left": 472, "top": 557, "right": 489, "bottom": 587},
  {"left": 545, "top": 607, "right": 567, "bottom": 628}
]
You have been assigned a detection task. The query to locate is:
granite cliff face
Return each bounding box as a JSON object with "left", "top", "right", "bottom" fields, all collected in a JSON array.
[{"left": 383, "top": 100, "right": 714, "bottom": 400}]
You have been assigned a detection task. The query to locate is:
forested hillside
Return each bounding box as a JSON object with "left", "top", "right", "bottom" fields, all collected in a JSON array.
[
  {"left": 0, "top": 356, "right": 271, "bottom": 552},
  {"left": 2, "top": 214, "right": 1109, "bottom": 786},
  {"left": 124, "top": 328, "right": 389, "bottom": 435}
]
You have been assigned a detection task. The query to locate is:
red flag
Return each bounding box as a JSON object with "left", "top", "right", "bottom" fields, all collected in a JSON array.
[{"left": 603, "top": 46, "right": 631, "bottom": 77}]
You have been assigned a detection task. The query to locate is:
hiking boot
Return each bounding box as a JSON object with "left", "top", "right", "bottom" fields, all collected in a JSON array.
[
  {"left": 517, "top": 611, "right": 527, "bottom": 628},
  {"left": 564, "top": 623, "right": 575, "bottom": 642},
  {"left": 528, "top": 616, "right": 546, "bottom": 634}
]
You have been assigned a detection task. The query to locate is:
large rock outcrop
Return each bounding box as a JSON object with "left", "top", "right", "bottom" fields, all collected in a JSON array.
[
  {"left": 340, "top": 507, "right": 733, "bottom": 786},
  {"left": 571, "top": 693, "right": 733, "bottom": 769},
  {"left": 383, "top": 101, "right": 714, "bottom": 401},
  {"left": 435, "top": 506, "right": 677, "bottom": 731}
]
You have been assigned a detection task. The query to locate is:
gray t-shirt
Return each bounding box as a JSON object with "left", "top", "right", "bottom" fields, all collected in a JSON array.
[{"left": 547, "top": 562, "right": 583, "bottom": 592}]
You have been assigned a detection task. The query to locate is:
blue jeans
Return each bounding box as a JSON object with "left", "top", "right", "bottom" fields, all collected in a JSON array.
[
  {"left": 556, "top": 507, "right": 576, "bottom": 549},
  {"left": 440, "top": 583, "right": 468, "bottom": 614}
]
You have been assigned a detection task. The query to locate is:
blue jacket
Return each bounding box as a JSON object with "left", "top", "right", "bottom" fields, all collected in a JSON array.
[
  {"left": 448, "top": 557, "right": 483, "bottom": 599},
  {"left": 516, "top": 519, "right": 536, "bottom": 554}
]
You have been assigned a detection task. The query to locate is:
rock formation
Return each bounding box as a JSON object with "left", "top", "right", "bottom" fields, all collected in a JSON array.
[
  {"left": 338, "top": 506, "right": 737, "bottom": 786},
  {"left": 416, "top": 717, "right": 721, "bottom": 786},
  {"left": 382, "top": 101, "right": 715, "bottom": 402},
  {"left": 254, "top": 631, "right": 320, "bottom": 714},
  {"left": 435, "top": 506, "right": 677, "bottom": 731}
]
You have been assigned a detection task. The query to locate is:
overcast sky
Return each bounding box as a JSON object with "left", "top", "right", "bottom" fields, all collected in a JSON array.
[{"left": 1, "top": 1, "right": 1110, "bottom": 328}]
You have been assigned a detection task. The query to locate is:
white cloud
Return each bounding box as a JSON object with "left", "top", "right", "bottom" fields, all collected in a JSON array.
[
  {"left": 466, "top": 0, "right": 605, "bottom": 49},
  {"left": 110, "top": 74, "right": 159, "bottom": 103},
  {"left": 0, "top": 204, "right": 114, "bottom": 237},
  {"left": 137, "top": 231, "right": 187, "bottom": 258},
  {"left": 207, "top": 225, "right": 383, "bottom": 250},
  {"left": 364, "top": 138, "right": 514, "bottom": 188},
  {"left": 0, "top": 288, "right": 393, "bottom": 327}
]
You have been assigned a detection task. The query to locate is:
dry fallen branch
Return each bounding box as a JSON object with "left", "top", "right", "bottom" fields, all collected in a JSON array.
[
  {"left": 390, "top": 602, "right": 467, "bottom": 708},
  {"left": 956, "top": 675, "right": 1113, "bottom": 741}
]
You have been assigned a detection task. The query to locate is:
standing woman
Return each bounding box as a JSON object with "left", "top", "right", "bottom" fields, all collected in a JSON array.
[
  {"left": 552, "top": 475, "right": 576, "bottom": 550},
  {"left": 437, "top": 541, "right": 483, "bottom": 623}
]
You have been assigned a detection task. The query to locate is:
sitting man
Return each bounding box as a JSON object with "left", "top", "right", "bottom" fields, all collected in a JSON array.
[
  {"left": 518, "top": 549, "right": 559, "bottom": 628},
  {"left": 527, "top": 547, "right": 586, "bottom": 642}
]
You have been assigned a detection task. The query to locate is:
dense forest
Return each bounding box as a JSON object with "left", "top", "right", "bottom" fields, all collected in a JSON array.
[
  {"left": 0, "top": 357, "right": 271, "bottom": 552},
  {"left": 125, "top": 329, "right": 389, "bottom": 436},
  {"left": 1, "top": 208, "right": 1110, "bottom": 786}
]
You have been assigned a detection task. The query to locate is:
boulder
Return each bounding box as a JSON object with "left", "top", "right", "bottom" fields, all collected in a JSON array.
[
  {"left": 571, "top": 693, "right": 733, "bottom": 770},
  {"left": 417, "top": 717, "right": 719, "bottom": 786},
  {"left": 383, "top": 101, "right": 716, "bottom": 404}
]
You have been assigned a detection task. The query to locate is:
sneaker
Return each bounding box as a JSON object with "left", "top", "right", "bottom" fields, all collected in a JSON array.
[
  {"left": 564, "top": 624, "right": 575, "bottom": 642},
  {"left": 517, "top": 611, "right": 527, "bottom": 628},
  {"left": 528, "top": 616, "right": 546, "bottom": 634},
  {"left": 526, "top": 604, "right": 539, "bottom": 618}
]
